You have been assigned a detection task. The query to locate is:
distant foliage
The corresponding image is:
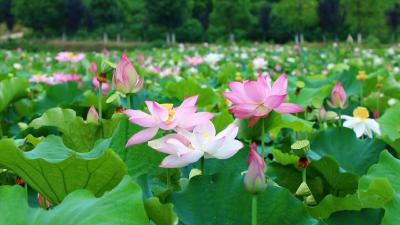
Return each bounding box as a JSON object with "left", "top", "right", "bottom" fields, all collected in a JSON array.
[{"left": 5, "top": 0, "right": 400, "bottom": 43}]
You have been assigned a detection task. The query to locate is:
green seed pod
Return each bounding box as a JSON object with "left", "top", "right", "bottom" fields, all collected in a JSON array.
[
  {"left": 291, "top": 140, "right": 310, "bottom": 157},
  {"left": 295, "top": 181, "right": 311, "bottom": 196}
]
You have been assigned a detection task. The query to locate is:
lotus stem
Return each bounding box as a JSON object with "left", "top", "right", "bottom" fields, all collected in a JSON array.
[
  {"left": 126, "top": 94, "right": 132, "bottom": 109},
  {"left": 98, "top": 82, "right": 103, "bottom": 120},
  {"left": 201, "top": 156, "right": 205, "bottom": 175},
  {"left": 252, "top": 195, "right": 258, "bottom": 225},
  {"left": 302, "top": 168, "right": 307, "bottom": 182},
  {"left": 261, "top": 118, "right": 265, "bottom": 158}
]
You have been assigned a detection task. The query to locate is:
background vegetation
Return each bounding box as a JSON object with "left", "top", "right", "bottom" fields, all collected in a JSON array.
[{"left": 1, "top": 0, "right": 400, "bottom": 44}]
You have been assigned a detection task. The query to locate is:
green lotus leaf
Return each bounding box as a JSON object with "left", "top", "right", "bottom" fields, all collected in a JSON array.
[
  {"left": 289, "top": 86, "right": 331, "bottom": 108},
  {"left": 378, "top": 103, "right": 400, "bottom": 154},
  {"left": 268, "top": 156, "right": 359, "bottom": 203},
  {"left": 108, "top": 115, "right": 165, "bottom": 178},
  {"left": 308, "top": 177, "right": 393, "bottom": 219},
  {"left": 168, "top": 173, "right": 318, "bottom": 225},
  {"left": 0, "top": 77, "right": 29, "bottom": 112},
  {"left": 316, "top": 209, "right": 384, "bottom": 225},
  {"left": 359, "top": 151, "right": 400, "bottom": 225},
  {"left": 164, "top": 78, "right": 219, "bottom": 108},
  {"left": 239, "top": 112, "right": 314, "bottom": 140},
  {"left": 0, "top": 176, "right": 148, "bottom": 225},
  {"left": 0, "top": 135, "right": 127, "bottom": 204},
  {"left": 145, "top": 197, "right": 178, "bottom": 225},
  {"left": 29, "top": 107, "right": 120, "bottom": 152},
  {"left": 311, "top": 127, "right": 385, "bottom": 175}
]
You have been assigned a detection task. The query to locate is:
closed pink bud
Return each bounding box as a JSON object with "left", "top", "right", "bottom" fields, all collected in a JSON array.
[
  {"left": 244, "top": 143, "right": 267, "bottom": 194},
  {"left": 87, "top": 106, "right": 99, "bottom": 123},
  {"left": 327, "top": 81, "right": 347, "bottom": 109},
  {"left": 113, "top": 54, "right": 144, "bottom": 94},
  {"left": 89, "top": 62, "right": 98, "bottom": 75}
]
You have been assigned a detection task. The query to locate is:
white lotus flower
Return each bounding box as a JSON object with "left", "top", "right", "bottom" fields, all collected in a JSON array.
[
  {"left": 148, "top": 121, "right": 243, "bottom": 168},
  {"left": 342, "top": 107, "right": 381, "bottom": 138},
  {"left": 252, "top": 57, "right": 267, "bottom": 70},
  {"left": 204, "top": 53, "right": 223, "bottom": 66}
]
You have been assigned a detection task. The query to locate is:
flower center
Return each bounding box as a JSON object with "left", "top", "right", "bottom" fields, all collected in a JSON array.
[
  {"left": 68, "top": 52, "right": 75, "bottom": 59},
  {"left": 353, "top": 107, "right": 369, "bottom": 120},
  {"left": 255, "top": 104, "right": 270, "bottom": 116},
  {"left": 160, "top": 103, "right": 175, "bottom": 124},
  {"left": 356, "top": 71, "right": 368, "bottom": 80}
]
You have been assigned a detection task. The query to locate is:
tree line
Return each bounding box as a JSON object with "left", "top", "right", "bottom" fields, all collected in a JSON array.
[{"left": 1, "top": 0, "right": 400, "bottom": 43}]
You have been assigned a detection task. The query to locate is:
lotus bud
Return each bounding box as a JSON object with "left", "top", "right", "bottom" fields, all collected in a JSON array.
[
  {"left": 327, "top": 81, "right": 347, "bottom": 109},
  {"left": 113, "top": 54, "right": 144, "bottom": 94},
  {"left": 317, "top": 106, "right": 337, "bottom": 122},
  {"left": 87, "top": 106, "right": 99, "bottom": 123},
  {"left": 244, "top": 143, "right": 267, "bottom": 194},
  {"left": 89, "top": 62, "right": 98, "bottom": 75}
]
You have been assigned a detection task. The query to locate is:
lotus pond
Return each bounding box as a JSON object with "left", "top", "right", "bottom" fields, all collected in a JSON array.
[{"left": 0, "top": 44, "right": 400, "bottom": 225}]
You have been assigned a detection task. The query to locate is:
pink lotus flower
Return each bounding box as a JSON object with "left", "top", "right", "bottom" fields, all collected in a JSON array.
[
  {"left": 222, "top": 74, "right": 304, "bottom": 125},
  {"left": 87, "top": 106, "right": 99, "bottom": 123},
  {"left": 113, "top": 54, "right": 144, "bottom": 94},
  {"left": 275, "top": 64, "right": 282, "bottom": 71},
  {"left": 29, "top": 74, "right": 54, "bottom": 84},
  {"left": 138, "top": 54, "right": 145, "bottom": 64},
  {"left": 55, "top": 52, "right": 85, "bottom": 63},
  {"left": 125, "top": 96, "right": 214, "bottom": 147},
  {"left": 148, "top": 121, "right": 243, "bottom": 168},
  {"left": 327, "top": 81, "right": 347, "bottom": 109},
  {"left": 92, "top": 77, "right": 111, "bottom": 95},
  {"left": 53, "top": 73, "right": 82, "bottom": 83},
  {"left": 185, "top": 56, "right": 204, "bottom": 66},
  {"left": 244, "top": 143, "right": 267, "bottom": 194}
]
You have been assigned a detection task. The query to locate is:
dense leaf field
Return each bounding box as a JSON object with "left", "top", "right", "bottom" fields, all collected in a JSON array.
[{"left": 0, "top": 43, "right": 400, "bottom": 225}]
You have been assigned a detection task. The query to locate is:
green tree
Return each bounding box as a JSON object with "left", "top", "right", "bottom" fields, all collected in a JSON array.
[
  {"left": 12, "top": 0, "right": 66, "bottom": 36},
  {"left": 318, "top": 0, "right": 343, "bottom": 41},
  {"left": 89, "top": 0, "right": 122, "bottom": 40},
  {"left": 192, "top": 0, "right": 213, "bottom": 31},
  {"left": 340, "top": 0, "right": 396, "bottom": 43},
  {"left": 387, "top": 2, "right": 400, "bottom": 42},
  {"left": 144, "top": 0, "right": 190, "bottom": 43},
  {"left": 210, "top": 0, "right": 252, "bottom": 42},
  {"left": 271, "top": 0, "right": 318, "bottom": 43},
  {"left": 0, "top": 0, "right": 14, "bottom": 32}
]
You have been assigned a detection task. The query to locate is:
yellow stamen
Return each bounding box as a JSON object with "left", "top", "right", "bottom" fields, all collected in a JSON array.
[
  {"left": 202, "top": 132, "right": 209, "bottom": 139},
  {"left": 356, "top": 71, "right": 368, "bottom": 81},
  {"left": 68, "top": 52, "right": 75, "bottom": 59},
  {"left": 160, "top": 103, "right": 175, "bottom": 124},
  {"left": 353, "top": 107, "right": 369, "bottom": 120}
]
